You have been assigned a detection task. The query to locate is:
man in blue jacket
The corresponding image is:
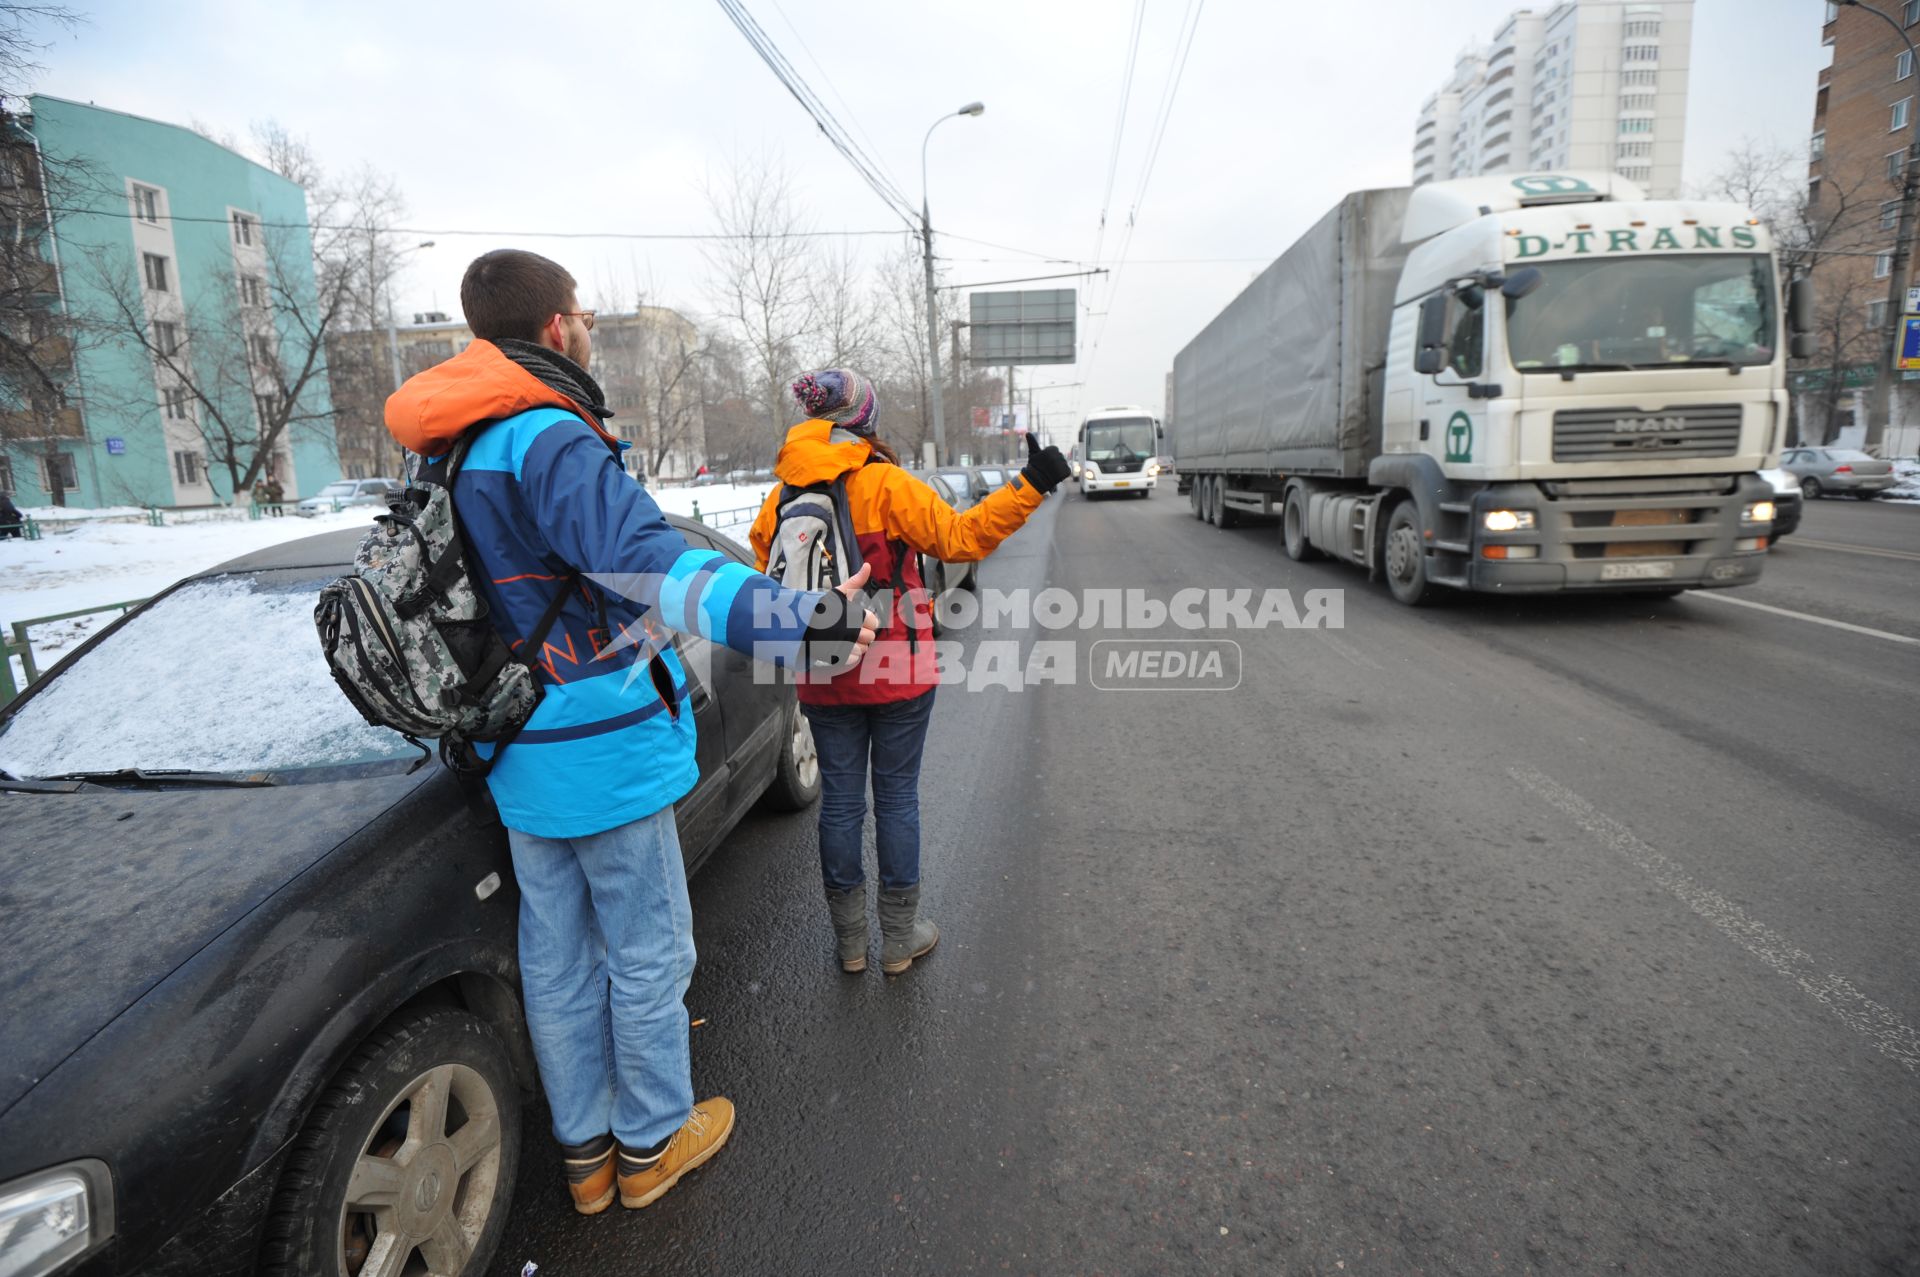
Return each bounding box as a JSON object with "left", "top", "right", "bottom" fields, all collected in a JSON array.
[{"left": 386, "top": 249, "right": 875, "bottom": 1215}]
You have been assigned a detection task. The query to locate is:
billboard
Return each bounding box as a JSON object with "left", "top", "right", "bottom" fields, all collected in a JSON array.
[
  {"left": 1901, "top": 315, "right": 1920, "bottom": 372},
  {"left": 970, "top": 404, "right": 1030, "bottom": 435},
  {"left": 969, "top": 288, "right": 1076, "bottom": 365}
]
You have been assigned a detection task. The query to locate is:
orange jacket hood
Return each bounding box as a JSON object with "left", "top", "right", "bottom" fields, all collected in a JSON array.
[
  {"left": 384, "top": 339, "right": 618, "bottom": 457},
  {"left": 773, "top": 419, "right": 874, "bottom": 487}
]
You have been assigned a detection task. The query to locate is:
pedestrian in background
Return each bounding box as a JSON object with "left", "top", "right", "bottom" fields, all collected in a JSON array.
[
  {"left": 0, "top": 491, "right": 22, "bottom": 538},
  {"left": 385, "top": 251, "right": 876, "bottom": 1218},
  {"left": 751, "top": 369, "right": 1071, "bottom": 974}
]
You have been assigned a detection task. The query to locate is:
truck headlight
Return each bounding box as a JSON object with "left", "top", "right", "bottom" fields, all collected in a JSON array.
[
  {"left": 0, "top": 1161, "right": 113, "bottom": 1277},
  {"left": 1743, "top": 500, "right": 1776, "bottom": 524},
  {"left": 1482, "top": 509, "right": 1536, "bottom": 532}
]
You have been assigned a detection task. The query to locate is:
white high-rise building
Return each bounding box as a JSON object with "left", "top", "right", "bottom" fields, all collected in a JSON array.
[{"left": 1411, "top": 0, "right": 1692, "bottom": 198}]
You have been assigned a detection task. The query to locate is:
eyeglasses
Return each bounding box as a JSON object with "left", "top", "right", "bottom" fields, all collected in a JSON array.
[{"left": 560, "top": 310, "right": 596, "bottom": 331}]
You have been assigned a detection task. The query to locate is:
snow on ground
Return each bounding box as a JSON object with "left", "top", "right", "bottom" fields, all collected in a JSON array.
[
  {"left": 0, "top": 483, "right": 779, "bottom": 693},
  {"left": 1889, "top": 458, "right": 1920, "bottom": 503}
]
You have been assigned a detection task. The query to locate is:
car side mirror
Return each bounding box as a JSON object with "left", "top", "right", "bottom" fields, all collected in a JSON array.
[
  {"left": 1500, "top": 266, "right": 1543, "bottom": 299},
  {"left": 1415, "top": 294, "right": 1448, "bottom": 375}
]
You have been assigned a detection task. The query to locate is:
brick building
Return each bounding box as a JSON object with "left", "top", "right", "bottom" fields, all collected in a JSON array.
[{"left": 1803, "top": 0, "right": 1920, "bottom": 455}]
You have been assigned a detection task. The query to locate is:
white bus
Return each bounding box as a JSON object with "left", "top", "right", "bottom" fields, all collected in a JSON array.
[{"left": 1077, "top": 405, "right": 1163, "bottom": 499}]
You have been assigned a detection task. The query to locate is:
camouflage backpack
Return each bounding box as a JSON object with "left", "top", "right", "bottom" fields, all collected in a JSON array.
[{"left": 314, "top": 434, "right": 575, "bottom": 777}]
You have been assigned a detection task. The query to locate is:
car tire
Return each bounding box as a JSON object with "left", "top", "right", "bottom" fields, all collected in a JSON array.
[
  {"left": 1382, "top": 500, "right": 1437, "bottom": 607},
  {"left": 762, "top": 701, "right": 822, "bottom": 811},
  {"left": 1282, "top": 485, "right": 1322, "bottom": 562},
  {"left": 259, "top": 1007, "right": 521, "bottom": 1277},
  {"left": 1801, "top": 477, "right": 1821, "bottom": 499}
]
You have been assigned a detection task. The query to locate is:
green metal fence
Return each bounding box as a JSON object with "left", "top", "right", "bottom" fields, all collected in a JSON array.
[{"left": 1, "top": 598, "right": 148, "bottom": 708}]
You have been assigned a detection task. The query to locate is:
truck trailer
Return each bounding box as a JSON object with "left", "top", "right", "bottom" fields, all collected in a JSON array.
[{"left": 1168, "top": 172, "right": 1807, "bottom": 604}]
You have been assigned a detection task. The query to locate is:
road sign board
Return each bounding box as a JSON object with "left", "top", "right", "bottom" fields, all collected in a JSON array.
[
  {"left": 1900, "top": 315, "right": 1920, "bottom": 371},
  {"left": 968, "top": 288, "right": 1076, "bottom": 366},
  {"left": 104, "top": 438, "right": 125, "bottom": 455}
]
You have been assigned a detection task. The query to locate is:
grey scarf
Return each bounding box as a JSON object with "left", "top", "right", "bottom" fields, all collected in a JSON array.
[{"left": 492, "top": 338, "right": 612, "bottom": 423}]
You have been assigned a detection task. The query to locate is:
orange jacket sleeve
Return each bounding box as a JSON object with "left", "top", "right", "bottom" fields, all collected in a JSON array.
[
  {"left": 876, "top": 467, "right": 1043, "bottom": 563},
  {"left": 749, "top": 487, "right": 781, "bottom": 571}
]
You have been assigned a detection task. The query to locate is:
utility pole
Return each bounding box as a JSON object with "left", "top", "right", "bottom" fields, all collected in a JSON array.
[
  {"left": 1847, "top": 0, "right": 1920, "bottom": 452},
  {"left": 921, "top": 102, "right": 984, "bottom": 467}
]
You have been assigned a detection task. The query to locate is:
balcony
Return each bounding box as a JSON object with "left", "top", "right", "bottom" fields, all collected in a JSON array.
[{"left": 1415, "top": 134, "right": 1436, "bottom": 153}]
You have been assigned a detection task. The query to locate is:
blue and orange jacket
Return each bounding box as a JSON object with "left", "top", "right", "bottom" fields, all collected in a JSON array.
[
  {"left": 387, "top": 341, "right": 821, "bottom": 837},
  {"left": 751, "top": 420, "right": 1043, "bottom": 706}
]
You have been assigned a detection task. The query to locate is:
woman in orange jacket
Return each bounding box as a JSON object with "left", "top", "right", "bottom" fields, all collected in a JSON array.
[{"left": 752, "top": 369, "right": 1071, "bottom": 975}]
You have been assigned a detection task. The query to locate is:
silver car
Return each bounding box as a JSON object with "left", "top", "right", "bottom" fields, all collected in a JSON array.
[
  {"left": 294, "top": 478, "right": 404, "bottom": 516},
  {"left": 1779, "top": 448, "right": 1896, "bottom": 499}
]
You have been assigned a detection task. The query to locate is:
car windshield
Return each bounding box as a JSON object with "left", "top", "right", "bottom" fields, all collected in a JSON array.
[
  {"left": 0, "top": 571, "right": 419, "bottom": 778},
  {"left": 977, "top": 468, "right": 1007, "bottom": 489},
  {"left": 316, "top": 481, "right": 358, "bottom": 498},
  {"left": 1506, "top": 254, "right": 1777, "bottom": 371},
  {"left": 1085, "top": 418, "right": 1156, "bottom": 464}
]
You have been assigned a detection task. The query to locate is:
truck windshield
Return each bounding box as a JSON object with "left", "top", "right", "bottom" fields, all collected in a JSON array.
[
  {"left": 1505, "top": 254, "right": 1776, "bottom": 372},
  {"left": 1085, "top": 419, "right": 1155, "bottom": 464}
]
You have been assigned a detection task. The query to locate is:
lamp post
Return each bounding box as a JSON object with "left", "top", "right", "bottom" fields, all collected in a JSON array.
[
  {"left": 384, "top": 240, "right": 435, "bottom": 475},
  {"left": 922, "top": 101, "right": 984, "bottom": 467},
  {"left": 1844, "top": 0, "right": 1920, "bottom": 452}
]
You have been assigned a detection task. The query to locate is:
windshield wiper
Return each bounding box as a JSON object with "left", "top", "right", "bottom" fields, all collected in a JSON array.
[{"left": 33, "top": 767, "right": 279, "bottom": 789}]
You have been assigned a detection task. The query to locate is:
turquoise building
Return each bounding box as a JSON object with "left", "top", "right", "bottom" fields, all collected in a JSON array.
[{"left": 2, "top": 96, "right": 340, "bottom": 509}]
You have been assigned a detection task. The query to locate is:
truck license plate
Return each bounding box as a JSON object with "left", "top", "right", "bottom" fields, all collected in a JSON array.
[
  {"left": 1601, "top": 561, "right": 1676, "bottom": 581},
  {"left": 1114, "top": 481, "right": 1130, "bottom": 487}
]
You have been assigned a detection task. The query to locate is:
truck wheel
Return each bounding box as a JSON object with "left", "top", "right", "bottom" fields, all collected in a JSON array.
[
  {"left": 1214, "top": 479, "right": 1241, "bottom": 529},
  {"left": 259, "top": 1007, "right": 521, "bottom": 1277},
  {"left": 1282, "top": 486, "right": 1322, "bottom": 562},
  {"left": 1190, "top": 479, "right": 1204, "bottom": 519},
  {"left": 1382, "top": 501, "right": 1436, "bottom": 607}
]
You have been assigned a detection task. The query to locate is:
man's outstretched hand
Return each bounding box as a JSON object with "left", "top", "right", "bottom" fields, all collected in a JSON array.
[
  {"left": 804, "top": 562, "right": 880, "bottom": 670},
  {"left": 1021, "top": 433, "right": 1073, "bottom": 495}
]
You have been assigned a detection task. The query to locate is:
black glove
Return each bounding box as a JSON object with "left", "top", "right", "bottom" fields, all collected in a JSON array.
[
  {"left": 802, "top": 579, "right": 871, "bottom": 670},
  {"left": 1021, "top": 432, "right": 1073, "bottom": 495}
]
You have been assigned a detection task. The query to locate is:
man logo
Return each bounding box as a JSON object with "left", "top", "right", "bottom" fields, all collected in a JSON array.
[
  {"left": 1512, "top": 174, "right": 1596, "bottom": 196},
  {"left": 1613, "top": 415, "right": 1687, "bottom": 434}
]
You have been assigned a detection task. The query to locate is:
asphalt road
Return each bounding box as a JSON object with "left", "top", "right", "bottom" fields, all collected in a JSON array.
[{"left": 488, "top": 488, "right": 1920, "bottom": 1277}]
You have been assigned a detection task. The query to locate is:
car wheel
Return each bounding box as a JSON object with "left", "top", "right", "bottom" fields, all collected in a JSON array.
[
  {"left": 762, "top": 701, "right": 822, "bottom": 810},
  {"left": 1801, "top": 477, "right": 1821, "bottom": 499},
  {"left": 259, "top": 1007, "right": 520, "bottom": 1277},
  {"left": 1282, "top": 485, "right": 1322, "bottom": 562},
  {"left": 1382, "top": 501, "right": 1436, "bottom": 607}
]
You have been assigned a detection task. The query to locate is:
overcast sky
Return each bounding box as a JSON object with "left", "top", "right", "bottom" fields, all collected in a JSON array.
[{"left": 39, "top": 0, "right": 1816, "bottom": 434}]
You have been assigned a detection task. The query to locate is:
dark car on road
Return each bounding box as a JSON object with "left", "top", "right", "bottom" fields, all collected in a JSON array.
[{"left": 0, "top": 517, "right": 820, "bottom": 1277}]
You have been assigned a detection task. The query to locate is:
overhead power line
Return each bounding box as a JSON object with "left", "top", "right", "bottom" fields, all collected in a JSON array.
[
  {"left": 712, "top": 0, "right": 920, "bottom": 227},
  {"left": 45, "top": 205, "right": 903, "bottom": 241},
  {"left": 1091, "top": 0, "right": 1149, "bottom": 273}
]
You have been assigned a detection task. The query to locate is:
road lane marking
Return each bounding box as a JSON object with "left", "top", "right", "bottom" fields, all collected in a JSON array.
[
  {"left": 1509, "top": 765, "right": 1920, "bottom": 1076},
  {"left": 1789, "top": 537, "right": 1920, "bottom": 563},
  {"left": 1690, "top": 592, "right": 1920, "bottom": 648}
]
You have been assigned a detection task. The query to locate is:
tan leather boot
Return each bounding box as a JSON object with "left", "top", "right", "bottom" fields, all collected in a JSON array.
[
  {"left": 559, "top": 1133, "right": 616, "bottom": 1215},
  {"left": 617, "top": 1098, "right": 737, "bottom": 1209}
]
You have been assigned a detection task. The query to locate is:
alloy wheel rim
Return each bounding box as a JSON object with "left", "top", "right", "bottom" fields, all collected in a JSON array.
[
  {"left": 792, "top": 712, "right": 819, "bottom": 790},
  {"left": 340, "top": 1062, "right": 502, "bottom": 1277}
]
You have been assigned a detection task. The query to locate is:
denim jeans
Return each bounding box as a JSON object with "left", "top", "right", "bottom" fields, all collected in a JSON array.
[
  {"left": 506, "top": 807, "right": 696, "bottom": 1150},
  {"left": 802, "top": 689, "right": 937, "bottom": 894}
]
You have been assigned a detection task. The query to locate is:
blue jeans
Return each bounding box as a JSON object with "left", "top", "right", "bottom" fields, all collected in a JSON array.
[
  {"left": 507, "top": 808, "right": 696, "bottom": 1150},
  {"left": 802, "top": 689, "right": 937, "bottom": 894}
]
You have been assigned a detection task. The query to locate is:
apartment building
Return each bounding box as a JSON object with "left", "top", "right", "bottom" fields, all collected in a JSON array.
[
  {"left": 1413, "top": 0, "right": 1693, "bottom": 198},
  {"left": 0, "top": 96, "right": 339, "bottom": 508}
]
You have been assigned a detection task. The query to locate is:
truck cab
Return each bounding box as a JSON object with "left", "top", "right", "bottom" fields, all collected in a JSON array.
[{"left": 1375, "top": 172, "right": 1790, "bottom": 598}]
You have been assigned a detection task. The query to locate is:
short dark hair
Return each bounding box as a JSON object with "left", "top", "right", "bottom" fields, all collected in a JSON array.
[{"left": 459, "top": 249, "right": 577, "bottom": 342}]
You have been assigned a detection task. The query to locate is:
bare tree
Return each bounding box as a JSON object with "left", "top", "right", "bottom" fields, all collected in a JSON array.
[{"left": 703, "top": 152, "right": 815, "bottom": 440}]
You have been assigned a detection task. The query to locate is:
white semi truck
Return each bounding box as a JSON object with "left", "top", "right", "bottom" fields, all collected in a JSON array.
[{"left": 1168, "top": 172, "right": 1809, "bottom": 604}]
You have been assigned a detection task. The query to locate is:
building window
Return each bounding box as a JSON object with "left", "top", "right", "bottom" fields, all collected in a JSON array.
[
  {"left": 232, "top": 212, "right": 255, "bottom": 246},
  {"left": 152, "top": 319, "right": 180, "bottom": 357},
  {"left": 1895, "top": 98, "right": 1913, "bottom": 131},
  {"left": 255, "top": 392, "right": 280, "bottom": 424},
  {"left": 1877, "top": 252, "right": 1895, "bottom": 278},
  {"left": 1622, "top": 69, "right": 1657, "bottom": 87},
  {"left": 1621, "top": 94, "right": 1657, "bottom": 111},
  {"left": 142, "top": 252, "right": 169, "bottom": 292},
  {"left": 1902, "top": 50, "right": 1916, "bottom": 80},
  {"left": 1619, "top": 165, "right": 1652, "bottom": 184},
  {"left": 131, "top": 184, "right": 160, "bottom": 223},
  {"left": 1907, "top": 0, "right": 1920, "bottom": 24},
  {"left": 39, "top": 451, "right": 77, "bottom": 493},
  {"left": 1869, "top": 299, "right": 1890, "bottom": 328},
  {"left": 1619, "top": 141, "right": 1653, "bottom": 159},
  {"left": 1809, "top": 176, "right": 1823, "bottom": 207},
  {"left": 1623, "top": 44, "right": 1659, "bottom": 62},
  {"left": 172, "top": 450, "right": 202, "bottom": 487},
  {"left": 1620, "top": 118, "right": 1654, "bottom": 134},
  {"left": 240, "top": 274, "right": 266, "bottom": 307},
  {"left": 164, "top": 386, "right": 190, "bottom": 419},
  {"left": 1624, "top": 20, "right": 1661, "bottom": 37},
  {"left": 251, "top": 334, "right": 275, "bottom": 366},
  {"left": 1884, "top": 200, "right": 1902, "bottom": 230},
  {"left": 1890, "top": 150, "right": 1906, "bottom": 179}
]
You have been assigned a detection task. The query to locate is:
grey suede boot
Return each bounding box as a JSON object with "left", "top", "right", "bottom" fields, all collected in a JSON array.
[
  {"left": 826, "top": 884, "right": 869, "bottom": 973},
  {"left": 877, "top": 886, "right": 939, "bottom": 975}
]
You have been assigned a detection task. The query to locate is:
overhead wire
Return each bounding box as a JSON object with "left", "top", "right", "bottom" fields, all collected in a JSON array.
[
  {"left": 1091, "top": 0, "right": 1148, "bottom": 275},
  {"left": 44, "top": 205, "right": 903, "bottom": 240}
]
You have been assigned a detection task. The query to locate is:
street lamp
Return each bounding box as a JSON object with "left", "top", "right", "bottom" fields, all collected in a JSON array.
[
  {"left": 922, "top": 101, "right": 984, "bottom": 467},
  {"left": 384, "top": 239, "right": 435, "bottom": 475},
  {"left": 1843, "top": 0, "right": 1920, "bottom": 452}
]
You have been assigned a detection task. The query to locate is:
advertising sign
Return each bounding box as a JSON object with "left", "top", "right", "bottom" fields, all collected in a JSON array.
[{"left": 968, "top": 289, "right": 1076, "bottom": 366}]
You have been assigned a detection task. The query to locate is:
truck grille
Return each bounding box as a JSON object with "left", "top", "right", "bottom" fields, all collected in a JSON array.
[{"left": 1551, "top": 404, "right": 1743, "bottom": 462}]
